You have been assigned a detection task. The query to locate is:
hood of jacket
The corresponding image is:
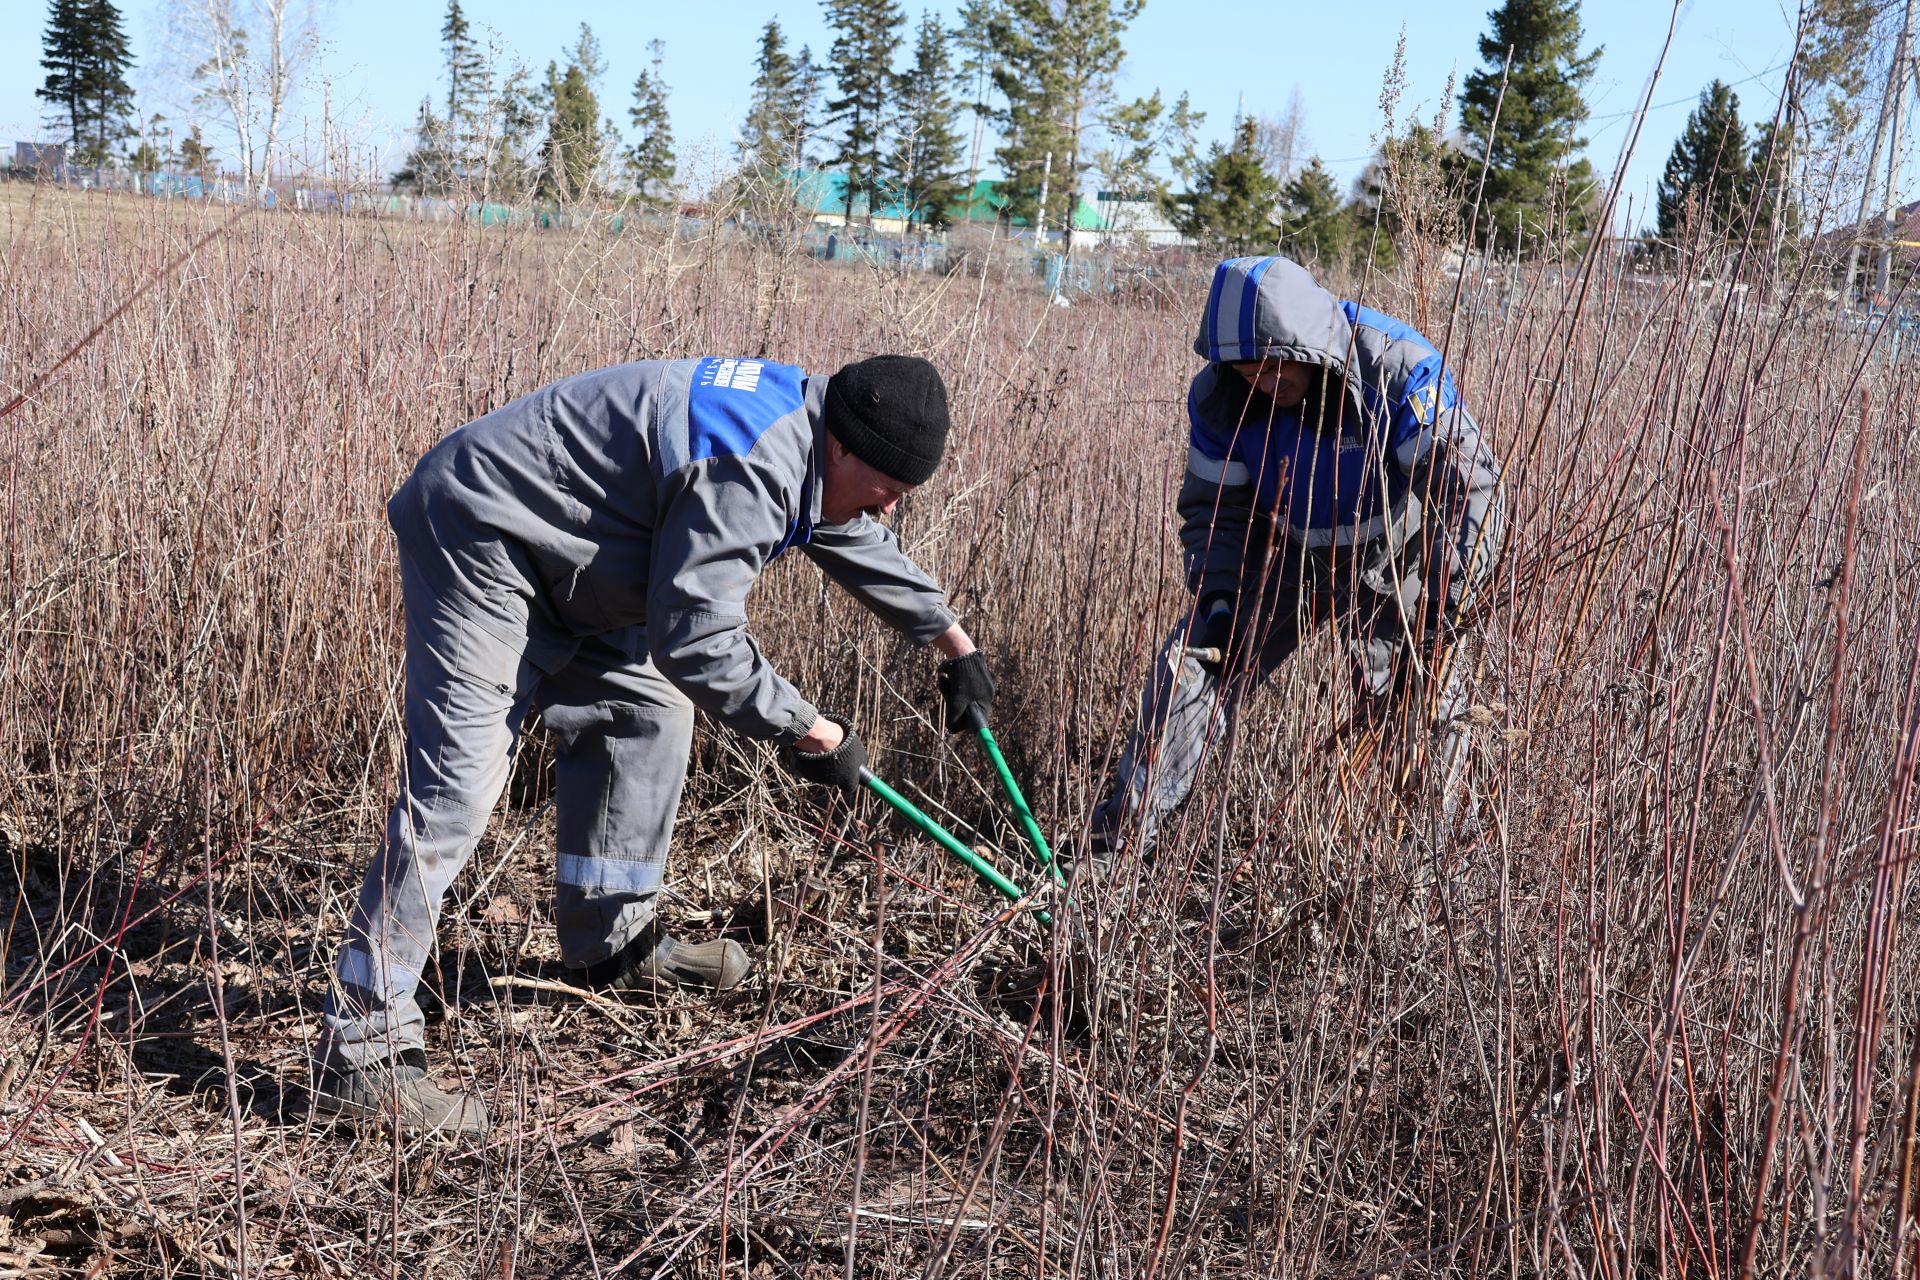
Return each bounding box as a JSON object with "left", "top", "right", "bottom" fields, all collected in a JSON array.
[
  {"left": 1192, "top": 256, "right": 1355, "bottom": 370},
  {"left": 1193, "top": 255, "right": 1374, "bottom": 435}
]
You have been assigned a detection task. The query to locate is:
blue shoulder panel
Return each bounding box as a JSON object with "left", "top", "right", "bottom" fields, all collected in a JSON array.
[
  {"left": 1343, "top": 302, "right": 1438, "bottom": 356},
  {"left": 686, "top": 358, "right": 807, "bottom": 462}
]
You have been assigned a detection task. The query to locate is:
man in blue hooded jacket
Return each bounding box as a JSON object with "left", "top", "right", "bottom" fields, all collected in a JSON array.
[
  {"left": 311, "top": 354, "right": 996, "bottom": 1137},
  {"left": 1090, "top": 256, "right": 1504, "bottom": 860}
]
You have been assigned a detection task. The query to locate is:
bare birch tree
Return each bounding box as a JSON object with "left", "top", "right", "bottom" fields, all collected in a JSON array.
[{"left": 164, "top": 0, "right": 318, "bottom": 193}]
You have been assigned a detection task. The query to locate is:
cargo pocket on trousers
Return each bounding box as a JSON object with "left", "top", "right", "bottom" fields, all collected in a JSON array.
[{"left": 447, "top": 607, "right": 539, "bottom": 702}]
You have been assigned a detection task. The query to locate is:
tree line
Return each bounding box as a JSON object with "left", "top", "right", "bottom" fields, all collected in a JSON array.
[{"left": 31, "top": 0, "right": 1899, "bottom": 261}]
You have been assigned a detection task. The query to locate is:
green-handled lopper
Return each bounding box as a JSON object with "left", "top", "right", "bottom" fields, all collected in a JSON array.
[
  {"left": 857, "top": 766, "right": 1051, "bottom": 925},
  {"left": 959, "top": 709, "right": 1067, "bottom": 889}
]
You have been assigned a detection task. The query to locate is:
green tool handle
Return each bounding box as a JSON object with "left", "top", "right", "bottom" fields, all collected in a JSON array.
[
  {"left": 859, "top": 767, "right": 1049, "bottom": 924},
  {"left": 974, "top": 725, "right": 1066, "bottom": 887}
]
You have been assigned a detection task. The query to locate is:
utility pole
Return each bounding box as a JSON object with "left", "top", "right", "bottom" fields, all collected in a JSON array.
[{"left": 1877, "top": 0, "right": 1919, "bottom": 298}]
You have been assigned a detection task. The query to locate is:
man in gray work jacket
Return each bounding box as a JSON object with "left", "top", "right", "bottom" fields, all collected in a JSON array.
[
  {"left": 1090, "top": 255, "right": 1504, "bottom": 861},
  {"left": 312, "top": 354, "right": 994, "bottom": 1137}
]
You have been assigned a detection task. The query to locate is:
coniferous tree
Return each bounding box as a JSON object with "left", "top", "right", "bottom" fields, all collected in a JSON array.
[
  {"left": 952, "top": 0, "right": 999, "bottom": 200},
  {"left": 485, "top": 65, "right": 544, "bottom": 199},
  {"left": 885, "top": 11, "right": 964, "bottom": 226},
  {"left": 39, "top": 0, "right": 90, "bottom": 162},
  {"left": 1096, "top": 91, "right": 1211, "bottom": 245},
  {"left": 822, "top": 0, "right": 907, "bottom": 224},
  {"left": 1654, "top": 79, "right": 1749, "bottom": 245},
  {"left": 538, "top": 24, "right": 614, "bottom": 203},
  {"left": 741, "top": 20, "right": 820, "bottom": 175},
  {"left": 789, "top": 46, "right": 824, "bottom": 157},
  {"left": 395, "top": 2, "right": 502, "bottom": 195},
  {"left": 1169, "top": 117, "right": 1282, "bottom": 254},
  {"left": 38, "top": 0, "right": 136, "bottom": 168},
  {"left": 441, "top": 1, "right": 489, "bottom": 160},
  {"left": 990, "top": 0, "right": 1142, "bottom": 241},
  {"left": 392, "top": 98, "right": 453, "bottom": 194},
  {"left": 1351, "top": 122, "right": 1455, "bottom": 241},
  {"left": 1278, "top": 156, "right": 1353, "bottom": 268},
  {"left": 1163, "top": 91, "right": 1207, "bottom": 191},
  {"left": 178, "top": 124, "right": 214, "bottom": 175},
  {"left": 740, "top": 20, "right": 797, "bottom": 173},
  {"left": 627, "top": 39, "right": 675, "bottom": 204},
  {"left": 1455, "top": 0, "right": 1601, "bottom": 253},
  {"left": 1094, "top": 90, "right": 1164, "bottom": 205},
  {"left": 128, "top": 111, "right": 169, "bottom": 171}
]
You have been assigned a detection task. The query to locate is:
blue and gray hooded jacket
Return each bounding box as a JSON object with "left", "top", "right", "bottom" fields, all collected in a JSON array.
[
  {"left": 389, "top": 357, "right": 956, "bottom": 745},
  {"left": 1181, "top": 256, "right": 1504, "bottom": 601}
]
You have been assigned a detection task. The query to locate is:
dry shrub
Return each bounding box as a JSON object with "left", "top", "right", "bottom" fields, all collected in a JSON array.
[{"left": 2, "top": 179, "right": 1918, "bottom": 1278}]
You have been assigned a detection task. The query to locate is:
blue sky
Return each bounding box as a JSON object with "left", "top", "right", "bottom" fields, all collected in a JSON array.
[{"left": 0, "top": 0, "right": 1880, "bottom": 233}]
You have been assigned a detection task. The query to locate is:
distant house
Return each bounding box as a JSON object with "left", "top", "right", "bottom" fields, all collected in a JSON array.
[
  {"left": 951, "top": 179, "right": 1108, "bottom": 237},
  {"left": 1093, "top": 190, "right": 1185, "bottom": 247},
  {"left": 12, "top": 142, "right": 66, "bottom": 179},
  {"left": 789, "top": 170, "right": 1108, "bottom": 237},
  {"left": 793, "top": 171, "right": 917, "bottom": 233}
]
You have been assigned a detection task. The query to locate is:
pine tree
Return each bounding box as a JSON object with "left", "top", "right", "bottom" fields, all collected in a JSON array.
[
  {"left": 1098, "top": 91, "right": 1209, "bottom": 245},
  {"left": 990, "top": 0, "right": 1142, "bottom": 241},
  {"left": 1278, "top": 156, "right": 1353, "bottom": 268},
  {"left": 885, "top": 10, "right": 964, "bottom": 226},
  {"left": 787, "top": 46, "right": 824, "bottom": 165},
  {"left": 539, "top": 25, "right": 613, "bottom": 204},
  {"left": 627, "top": 39, "right": 675, "bottom": 204},
  {"left": 1654, "top": 79, "right": 1750, "bottom": 244},
  {"left": 1164, "top": 91, "right": 1206, "bottom": 190},
  {"left": 441, "top": 1, "right": 489, "bottom": 162},
  {"left": 40, "top": 0, "right": 89, "bottom": 163},
  {"left": 128, "top": 111, "right": 169, "bottom": 171},
  {"left": 392, "top": 98, "right": 453, "bottom": 194},
  {"left": 822, "top": 0, "right": 907, "bottom": 225},
  {"left": 38, "top": 0, "right": 136, "bottom": 169},
  {"left": 1169, "top": 118, "right": 1282, "bottom": 255},
  {"left": 952, "top": 0, "right": 999, "bottom": 198},
  {"left": 1455, "top": 0, "right": 1601, "bottom": 253},
  {"left": 395, "top": 2, "right": 503, "bottom": 195},
  {"left": 741, "top": 20, "right": 817, "bottom": 175},
  {"left": 178, "top": 124, "right": 214, "bottom": 175},
  {"left": 1094, "top": 90, "right": 1164, "bottom": 205},
  {"left": 486, "top": 65, "right": 543, "bottom": 199}
]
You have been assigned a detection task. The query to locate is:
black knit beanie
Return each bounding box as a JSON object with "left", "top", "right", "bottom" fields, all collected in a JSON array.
[{"left": 822, "top": 355, "right": 950, "bottom": 485}]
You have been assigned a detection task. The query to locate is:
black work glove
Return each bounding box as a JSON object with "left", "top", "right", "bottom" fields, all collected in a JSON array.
[
  {"left": 782, "top": 715, "right": 868, "bottom": 794},
  {"left": 937, "top": 652, "right": 995, "bottom": 733},
  {"left": 1191, "top": 593, "right": 1237, "bottom": 673}
]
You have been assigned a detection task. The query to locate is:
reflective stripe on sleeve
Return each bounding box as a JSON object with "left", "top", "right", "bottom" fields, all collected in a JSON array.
[{"left": 1186, "top": 446, "right": 1250, "bottom": 486}]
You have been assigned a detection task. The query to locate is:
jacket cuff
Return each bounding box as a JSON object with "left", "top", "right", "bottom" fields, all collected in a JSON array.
[
  {"left": 770, "top": 703, "right": 821, "bottom": 747},
  {"left": 900, "top": 604, "right": 958, "bottom": 647}
]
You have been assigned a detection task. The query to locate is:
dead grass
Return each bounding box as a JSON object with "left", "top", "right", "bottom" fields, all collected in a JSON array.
[{"left": 2, "top": 180, "right": 1918, "bottom": 1277}]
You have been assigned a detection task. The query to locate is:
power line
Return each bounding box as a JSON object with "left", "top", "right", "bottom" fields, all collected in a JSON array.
[{"left": 1587, "top": 57, "right": 1794, "bottom": 126}]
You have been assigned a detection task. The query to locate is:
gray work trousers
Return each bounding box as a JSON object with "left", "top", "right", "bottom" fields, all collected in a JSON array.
[
  {"left": 318, "top": 541, "right": 693, "bottom": 1070},
  {"left": 1092, "top": 528, "right": 1476, "bottom": 855}
]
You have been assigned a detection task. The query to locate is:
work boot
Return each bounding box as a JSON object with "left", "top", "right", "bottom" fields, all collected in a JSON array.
[
  {"left": 584, "top": 929, "right": 752, "bottom": 993},
  {"left": 1075, "top": 824, "right": 1153, "bottom": 878},
  {"left": 310, "top": 1049, "right": 490, "bottom": 1138}
]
